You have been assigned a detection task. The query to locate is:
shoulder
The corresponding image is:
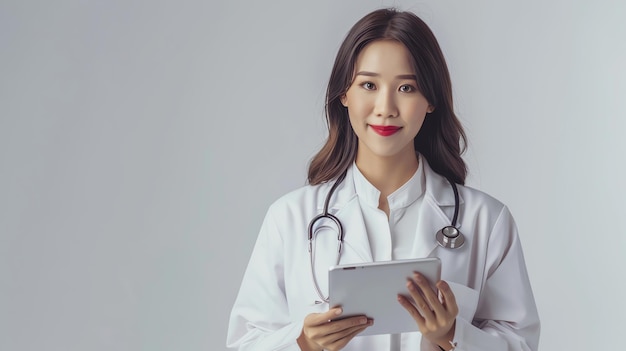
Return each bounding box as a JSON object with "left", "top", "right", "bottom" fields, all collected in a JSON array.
[
  {"left": 460, "top": 184, "right": 517, "bottom": 227},
  {"left": 456, "top": 184, "right": 520, "bottom": 249},
  {"left": 422, "top": 158, "right": 507, "bottom": 216},
  {"left": 265, "top": 182, "right": 331, "bottom": 216},
  {"left": 258, "top": 183, "right": 338, "bottom": 243},
  {"left": 458, "top": 184, "right": 507, "bottom": 214},
  {"left": 266, "top": 171, "right": 356, "bottom": 216}
]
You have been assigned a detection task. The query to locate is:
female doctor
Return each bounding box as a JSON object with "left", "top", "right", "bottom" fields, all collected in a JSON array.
[{"left": 227, "top": 8, "right": 540, "bottom": 351}]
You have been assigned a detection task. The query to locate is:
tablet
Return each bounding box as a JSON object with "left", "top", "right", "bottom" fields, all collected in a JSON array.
[{"left": 328, "top": 257, "right": 441, "bottom": 336}]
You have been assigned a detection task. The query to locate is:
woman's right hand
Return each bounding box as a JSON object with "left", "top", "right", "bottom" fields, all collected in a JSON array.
[{"left": 297, "top": 307, "right": 373, "bottom": 351}]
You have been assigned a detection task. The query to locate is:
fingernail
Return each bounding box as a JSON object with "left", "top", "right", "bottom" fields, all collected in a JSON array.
[
  {"left": 414, "top": 273, "right": 423, "bottom": 283},
  {"left": 335, "top": 308, "right": 342, "bottom": 315},
  {"left": 360, "top": 318, "right": 367, "bottom": 324},
  {"left": 407, "top": 281, "right": 415, "bottom": 291}
]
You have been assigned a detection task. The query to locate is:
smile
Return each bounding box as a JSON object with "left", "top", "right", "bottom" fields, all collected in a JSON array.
[{"left": 369, "top": 125, "right": 402, "bottom": 136}]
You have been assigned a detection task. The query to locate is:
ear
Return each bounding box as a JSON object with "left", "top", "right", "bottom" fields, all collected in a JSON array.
[
  {"left": 340, "top": 95, "right": 348, "bottom": 107},
  {"left": 427, "top": 105, "right": 435, "bottom": 113}
]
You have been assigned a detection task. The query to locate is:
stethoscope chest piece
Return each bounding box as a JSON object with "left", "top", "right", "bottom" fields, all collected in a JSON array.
[{"left": 436, "top": 226, "right": 465, "bottom": 249}]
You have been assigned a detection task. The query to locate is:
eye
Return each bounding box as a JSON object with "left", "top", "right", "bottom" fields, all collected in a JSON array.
[
  {"left": 361, "top": 82, "right": 376, "bottom": 90},
  {"left": 399, "top": 84, "right": 416, "bottom": 93}
]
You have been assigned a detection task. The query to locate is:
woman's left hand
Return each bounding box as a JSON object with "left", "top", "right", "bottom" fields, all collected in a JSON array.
[{"left": 397, "top": 272, "right": 458, "bottom": 349}]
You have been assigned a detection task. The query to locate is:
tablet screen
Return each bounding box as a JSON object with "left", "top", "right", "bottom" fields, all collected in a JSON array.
[{"left": 328, "top": 257, "right": 441, "bottom": 336}]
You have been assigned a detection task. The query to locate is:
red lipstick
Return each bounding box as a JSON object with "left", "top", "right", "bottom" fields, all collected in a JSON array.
[{"left": 369, "top": 125, "right": 401, "bottom": 136}]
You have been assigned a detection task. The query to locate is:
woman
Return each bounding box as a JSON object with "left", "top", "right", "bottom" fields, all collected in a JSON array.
[{"left": 227, "top": 8, "right": 540, "bottom": 351}]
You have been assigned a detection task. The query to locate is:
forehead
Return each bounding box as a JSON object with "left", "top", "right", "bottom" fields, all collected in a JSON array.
[{"left": 354, "top": 40, "right": 415, "bottom": 75}]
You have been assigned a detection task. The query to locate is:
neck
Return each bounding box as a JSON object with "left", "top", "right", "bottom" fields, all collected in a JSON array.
[{"left": 355, "top": 148, "right": 419, "bottom": 198}]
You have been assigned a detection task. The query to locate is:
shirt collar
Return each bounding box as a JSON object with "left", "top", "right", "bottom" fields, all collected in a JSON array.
[{"left": 351, "top": 156, "right": 425, "bottom": 211}]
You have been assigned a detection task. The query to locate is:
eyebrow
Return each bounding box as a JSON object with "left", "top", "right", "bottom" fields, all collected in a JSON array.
[{"left": 355, "top": 71, "right": 417, "bottom": 80}]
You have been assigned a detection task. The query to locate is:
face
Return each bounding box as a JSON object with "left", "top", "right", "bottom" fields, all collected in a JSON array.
[{"left": 341, "top": 40, "right": 432, "bottom": 162}]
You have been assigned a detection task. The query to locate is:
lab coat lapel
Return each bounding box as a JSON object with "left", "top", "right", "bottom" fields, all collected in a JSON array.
[
  {"left": 315, "top": 167, "right": 374, "bottom": 265},
  {"left": 310, "top": 169, "right": 374, "bottom": 298},
  {"left": 333, "top": 197, "right": 373, "bottom": 264},
  {"left": 411, "top": 160, "right": 464, "bottom": 258}
]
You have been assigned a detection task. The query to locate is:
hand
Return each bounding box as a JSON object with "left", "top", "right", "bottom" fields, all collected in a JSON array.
[
  {"left": 297, "top": 307, "right": 373, "bottom": 351},
  {"left": 397, "top": 273, "right": 458, "bottom": 349}
]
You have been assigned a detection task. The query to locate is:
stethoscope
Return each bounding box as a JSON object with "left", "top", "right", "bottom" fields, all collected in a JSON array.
[{"left": 307, "top": 172, "right": 465, "bottom": 303}]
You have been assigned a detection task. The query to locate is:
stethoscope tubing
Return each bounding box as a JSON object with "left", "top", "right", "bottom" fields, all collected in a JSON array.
[
  {"left": 307, "top": 171, "right": 464, "bottom": 303},
  {"left": 307, "top": 172, "right": 346, "bottom": 303}
]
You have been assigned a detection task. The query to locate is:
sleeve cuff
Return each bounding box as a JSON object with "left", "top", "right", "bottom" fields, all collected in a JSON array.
[
  {"left": 452, "top": 317, "right": 507, "bottom": 351},
  {"left": 230, "top": 321, "right": 304, "bottom": 351}
]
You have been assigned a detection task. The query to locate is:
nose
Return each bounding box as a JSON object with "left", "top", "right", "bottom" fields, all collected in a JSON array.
[{"left": 373, "top": 89, "right": 398, "bottom": 118}]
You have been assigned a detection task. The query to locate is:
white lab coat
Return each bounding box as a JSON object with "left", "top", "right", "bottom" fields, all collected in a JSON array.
[{"left": 227, "top": 159, "right": 540, "bottom": 350}]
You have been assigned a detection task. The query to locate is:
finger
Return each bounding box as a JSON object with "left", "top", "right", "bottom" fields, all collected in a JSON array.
[
  {"left": 325, "top": 323, "right": 371, "bottom": 350},
  {"left": 307, "top": 307, "right": 343, "bottom": 327},
  {"left": 308, "top": 314, "right": 369, "bottom": 344},
  {"left": 397, "top": 293, "right": 425, "bottom": 328},
  {"left": 413, "top": 273, "right": 446, "bottom": 316},
  {"left": 406, "top": 278, "right": 435, "bottom": 321},
  {"left": 436, "top": 280, "right": 459, "bottom": 316},
  {"left": 324, "top": 316, "right": 370, "bottom": 336},
  {"left": 316, "top": 317, "right": 372, "bottom": 347},
  {"left": 302, "top": 308, "right": 345, "bottom": 344}
]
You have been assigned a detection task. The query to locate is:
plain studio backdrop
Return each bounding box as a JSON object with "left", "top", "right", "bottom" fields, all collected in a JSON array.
[{"left": 1, "top": 0, "right": 625, "bottom": 350}]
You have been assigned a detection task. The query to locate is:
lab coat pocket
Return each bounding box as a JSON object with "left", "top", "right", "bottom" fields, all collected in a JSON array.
[{"left": 446, "top": 282, "right": 479, "bottom": 322}]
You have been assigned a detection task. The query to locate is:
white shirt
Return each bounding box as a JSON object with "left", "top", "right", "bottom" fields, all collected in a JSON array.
[{"left": 352, "top": 160, "right": 425, "bottom": 261}]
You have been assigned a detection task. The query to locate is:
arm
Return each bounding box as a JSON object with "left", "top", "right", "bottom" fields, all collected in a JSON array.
[
  {"left": 226, "top": 204, "right": 373, "bottom": 351},
  {"left": 226, "top": 207, "right": 303, "bottom": 351},
  {"left": 432, "top": 206, "right": 540, "bottom": 351}
]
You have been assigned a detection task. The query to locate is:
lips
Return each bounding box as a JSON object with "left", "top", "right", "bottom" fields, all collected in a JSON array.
[{"left": 369, "top": 125, "right": 402, "bottom": 136}]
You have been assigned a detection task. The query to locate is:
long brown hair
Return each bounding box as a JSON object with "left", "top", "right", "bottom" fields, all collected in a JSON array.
[{"left": 308, "top": 8, "right": 467, "bottom": 185}]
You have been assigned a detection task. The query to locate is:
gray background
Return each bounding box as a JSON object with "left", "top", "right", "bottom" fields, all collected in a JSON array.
[{"left": 2, "top": 0, "right": 625, "bottom": 350}]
